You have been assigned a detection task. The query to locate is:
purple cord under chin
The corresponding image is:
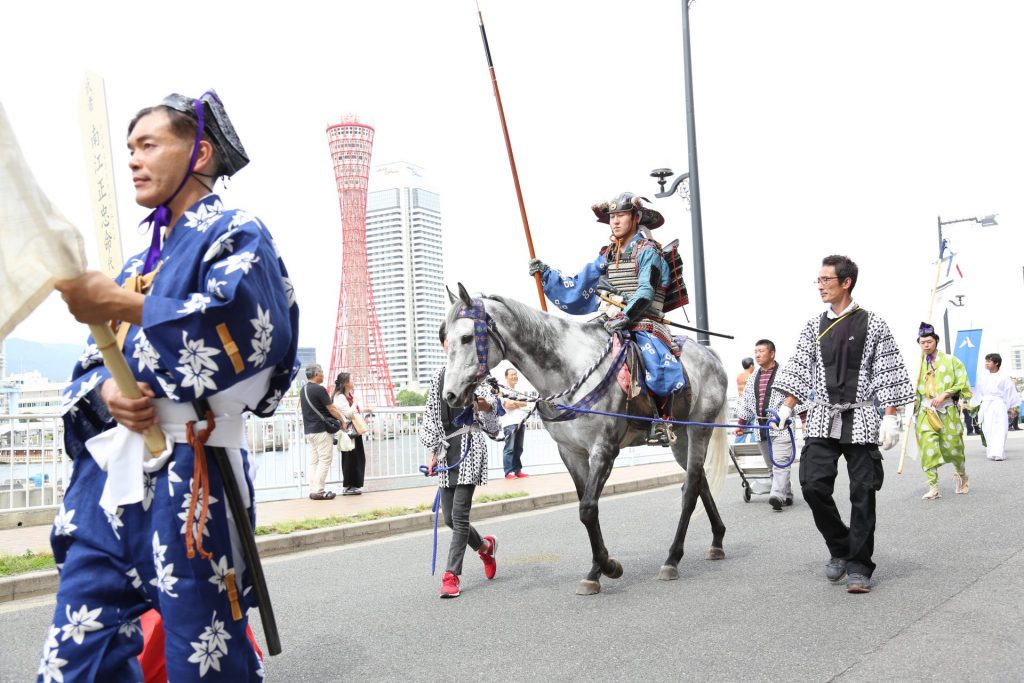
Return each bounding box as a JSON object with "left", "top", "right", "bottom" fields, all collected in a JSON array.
[{"left": 139, "top": 99, "right": 207, "bottom": 275}]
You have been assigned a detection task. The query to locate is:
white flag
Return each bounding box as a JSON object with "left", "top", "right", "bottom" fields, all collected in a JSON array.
[{"left": 0, "top": 102, "right": 87, "bottom": 339}]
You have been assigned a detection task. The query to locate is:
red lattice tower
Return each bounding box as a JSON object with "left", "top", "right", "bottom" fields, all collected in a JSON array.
[{"left": 325, "top": 117, "right": 395, "bottom": 407}]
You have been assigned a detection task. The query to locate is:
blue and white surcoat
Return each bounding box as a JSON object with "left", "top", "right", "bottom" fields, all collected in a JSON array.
[
  {"left": 540, "top": 233, "right": 686, "bottom": 396},
  {"left": 38, "top": 194, "right": 298, "bottom": 683}
]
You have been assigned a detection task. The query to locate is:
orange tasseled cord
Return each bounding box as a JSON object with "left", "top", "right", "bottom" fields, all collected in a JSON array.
[{"left": 184, "top": 411, "right": 217, "bottom": 561}]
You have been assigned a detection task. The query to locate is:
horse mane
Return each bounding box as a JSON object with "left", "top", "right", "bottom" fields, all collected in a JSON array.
[{"left": 479, "top": 294, "right": 607, "bottom": 372}]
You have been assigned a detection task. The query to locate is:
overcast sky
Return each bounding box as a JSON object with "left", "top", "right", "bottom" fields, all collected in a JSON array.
[{"left": 2, "top": 0, "right": 1022, "bottom": 389}]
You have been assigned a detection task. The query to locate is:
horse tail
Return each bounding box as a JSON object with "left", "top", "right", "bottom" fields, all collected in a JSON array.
[{"left": 702, "top": 402, "right": 729, "bottom": 497}]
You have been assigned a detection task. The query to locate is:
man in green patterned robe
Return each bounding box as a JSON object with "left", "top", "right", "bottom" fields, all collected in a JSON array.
[{"left": 914, "top": 323, "right": 971, "bottom": 500}]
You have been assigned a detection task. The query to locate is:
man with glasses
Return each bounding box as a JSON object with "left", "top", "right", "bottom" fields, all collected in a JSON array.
[{"left": 773, "top": 255, "right": 913, "bottom": 594}]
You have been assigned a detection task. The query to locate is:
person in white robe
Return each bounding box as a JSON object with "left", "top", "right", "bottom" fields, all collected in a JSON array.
[{"left": 970, "top": 353, "right": 1020, "bottom": 461}]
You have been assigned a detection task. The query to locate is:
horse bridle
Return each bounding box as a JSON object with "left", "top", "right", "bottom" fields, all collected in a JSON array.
[{"left": 455, "top": 298, "right": 507, "bottom": 380}]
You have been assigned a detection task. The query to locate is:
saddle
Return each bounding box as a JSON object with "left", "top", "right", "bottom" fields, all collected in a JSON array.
[{"left": 616, "top": 336, "right": 689, "bottom": 443}]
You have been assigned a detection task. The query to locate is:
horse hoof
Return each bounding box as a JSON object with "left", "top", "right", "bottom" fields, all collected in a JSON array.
[
  {"left": 576, "top": 579, "right": 601, "bottom": 595},
  {"left": 604, "top": 558, "right": 623, "bottom": 579},
  {"left": 706, "top": 547, "right": 726, "bottom": 561},
  {"left": 658, "top": 565, "right": 679, "bottom": 581}
]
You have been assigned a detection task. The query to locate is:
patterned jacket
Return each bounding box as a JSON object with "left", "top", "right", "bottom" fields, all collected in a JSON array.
[
  {"left": 736, "top": 363, "right": 790, "bottom": 442},
  {"left": 775, "top": 308, "right": 914, "bottom": 444},
  {"left": 419, "top": 367, "right": 500, "bottom": 487}
]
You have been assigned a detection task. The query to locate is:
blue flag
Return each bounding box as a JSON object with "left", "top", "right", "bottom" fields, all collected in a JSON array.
[{"left": 954, "top": 329, "right": 982, "bottom": 387}]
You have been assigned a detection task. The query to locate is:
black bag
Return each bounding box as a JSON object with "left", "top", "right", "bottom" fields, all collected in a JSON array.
[{"left": 303, "top": 385, "right": 342, "bottom": 434}]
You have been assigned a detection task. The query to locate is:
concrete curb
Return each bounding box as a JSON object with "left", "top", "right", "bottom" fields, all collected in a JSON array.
[{"left": 0, "top": 472, "right": 684, "bottom": 604}]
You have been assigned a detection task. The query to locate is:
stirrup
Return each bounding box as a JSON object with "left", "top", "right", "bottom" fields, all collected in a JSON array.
[{"left": 646, "top": 422, "right": 673, "bottom": 447}]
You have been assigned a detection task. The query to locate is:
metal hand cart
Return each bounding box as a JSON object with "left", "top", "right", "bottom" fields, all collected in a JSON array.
[{"left": 729, "top": 438, "right": 772, "bottom": 503}]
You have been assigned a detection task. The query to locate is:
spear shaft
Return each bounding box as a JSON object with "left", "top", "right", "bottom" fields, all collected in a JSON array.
[{"left": 476, "top": 3, "right": 547, "bottom": 311}]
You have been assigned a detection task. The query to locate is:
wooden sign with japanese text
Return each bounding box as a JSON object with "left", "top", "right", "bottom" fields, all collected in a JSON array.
[{"left": 78, "top": 72, "right": 123, "bottom": 279}]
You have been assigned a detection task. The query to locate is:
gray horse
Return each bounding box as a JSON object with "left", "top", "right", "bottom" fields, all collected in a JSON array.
[{"left": 443, "top": 285, "right": 730, "bottom": 595}]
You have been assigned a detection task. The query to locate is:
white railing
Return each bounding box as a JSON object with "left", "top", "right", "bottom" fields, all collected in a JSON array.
[
  {"left": 0, "top": 413, "right": 69, "bottom": 511},
  {"left": 0, "top": 407, "right": 678, "bottom": 510}
]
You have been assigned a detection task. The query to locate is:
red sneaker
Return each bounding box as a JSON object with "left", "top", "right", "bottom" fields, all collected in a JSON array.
[
  {"left": 440, "top": 571, "right": 460, "bottom": 599},
  {"left": 515, "top": 472, "right": 529, "bottom": 478},
  {"left": 478, "top": 535, "right": 497, "bottom": 580},
  {"left": 504, "top": 473, "right": 516, "bottom": 480}
]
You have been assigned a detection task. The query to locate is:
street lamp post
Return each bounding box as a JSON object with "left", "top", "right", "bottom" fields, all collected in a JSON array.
[
  {"left": 650, "top": 0, "right": 709, "bottom": 345},
  {"left": 937, "top": 214, "right": 997, "bottom": 257},
  {"left": 935, "top": 214, "right": 997, "bottom": 353}
]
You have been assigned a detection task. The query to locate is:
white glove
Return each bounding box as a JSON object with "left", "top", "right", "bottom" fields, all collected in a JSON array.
[
  {"left": 879, "top": 414, "right": 900, "bottom": 450},
  {"left": 769, "top": 404, "right": 792, "bottom": 430}
]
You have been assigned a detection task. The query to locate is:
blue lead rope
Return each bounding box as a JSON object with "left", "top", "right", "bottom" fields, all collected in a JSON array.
[
  {"left": 550, "top": 403, "right": 798, "bottom": 468},
  {"left": 418, "top": 425, "right": 474, "bottom": 576}
]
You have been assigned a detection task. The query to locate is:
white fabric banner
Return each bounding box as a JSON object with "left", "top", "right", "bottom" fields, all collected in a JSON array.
[{"left": 0, "top": 102, "right": 86, "bottom": 339}]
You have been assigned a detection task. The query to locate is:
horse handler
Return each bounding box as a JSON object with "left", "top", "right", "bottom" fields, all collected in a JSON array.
[
  {"left": 420, "top": 323, "right": 501, "bottom": 598},
  {"left": 772, "top": 255, "right": 913, "bottom": 594}
]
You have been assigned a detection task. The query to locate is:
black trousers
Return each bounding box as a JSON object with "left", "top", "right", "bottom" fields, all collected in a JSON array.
[
  {"left": 799, "top": 438, "right": 884, "bottom": 577},
  {"left": 342, "top": 436, "right": 366, "bottom": 488}
]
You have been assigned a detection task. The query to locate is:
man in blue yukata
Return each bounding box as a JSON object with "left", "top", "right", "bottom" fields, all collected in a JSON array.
[
  {"left": 528, "top": 192, "right": 687, "bottom": 446},
  {"left": 44, "top": 90, "right": 298, "bottom": 682}
]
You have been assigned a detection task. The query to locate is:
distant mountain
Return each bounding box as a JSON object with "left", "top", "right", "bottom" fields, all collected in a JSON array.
[{"left": 2, "top": 338, "right": 84, "bottom": 382}]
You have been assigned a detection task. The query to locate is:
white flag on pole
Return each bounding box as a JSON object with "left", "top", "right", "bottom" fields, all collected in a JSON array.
[{"left": 0, "top": 102, "right": 87, "bottom": 339}]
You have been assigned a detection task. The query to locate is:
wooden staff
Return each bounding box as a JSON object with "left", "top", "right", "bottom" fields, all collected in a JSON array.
[
  {"left": 79, "top": 72, "right": 167, "bottom": 456},
  {"left": 475, "top": 1, "right": 547, "bottom": 311},
  {"left": 897, "top": 252, "right": 945, "bottom": 474}
]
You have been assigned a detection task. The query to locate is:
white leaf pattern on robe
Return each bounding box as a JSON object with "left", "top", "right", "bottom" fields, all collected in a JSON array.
[
  {"left": 53, "top": 504, "right": 77, "bottom": 537},
  {"left": 150, "top": 531, "right": 179, "bottom": 597},
  {"left": 202, "top": 226, "right": 238, "bottom": 263},
  {"left": 132, "top": 330, "right": 161, "bottom": 374},
  {"left": 206, "top": 277, "right": 229, "bottom": 300},
  {"left": 105, "top": 507, "right": 124, "bottom": 540},
  {"left": 37, "top": 626, "right": 67, "bottom": 683},
  {"left": 177, "top": 293, "right": 212, "bottom": 315},
  {"left": 188, "top": 611, "right": 231, "bottom": 677},
  {"left": 213, "top": 251, "right": 260, "bottom": 275},
  {"left": 61, "top": 604, "right": 103, "bottom": 645}
]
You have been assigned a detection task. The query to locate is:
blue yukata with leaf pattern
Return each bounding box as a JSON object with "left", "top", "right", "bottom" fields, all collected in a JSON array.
[{"left": 38, "top": 194, "right": 298, "bottom": 683}]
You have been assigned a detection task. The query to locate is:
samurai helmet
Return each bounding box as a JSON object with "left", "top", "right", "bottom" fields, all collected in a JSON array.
[{"left": 591, "top": 191, "right": 665, "bottom": 229}]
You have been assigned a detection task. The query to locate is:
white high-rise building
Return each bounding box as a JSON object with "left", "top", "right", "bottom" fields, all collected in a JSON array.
[{"left": 365, "top": 162, "right": 446, "bottom": 391}]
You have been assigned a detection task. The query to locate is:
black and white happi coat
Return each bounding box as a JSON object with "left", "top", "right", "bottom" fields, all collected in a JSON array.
[
  {"left": 736, "top": 363, "right": 794, "bottom": 442},
  {"left": 775, "top": 305, "right": 914, "bottom": 444},
  {"left": 420, "top": 367, "right": 500, "bottom": 487}
]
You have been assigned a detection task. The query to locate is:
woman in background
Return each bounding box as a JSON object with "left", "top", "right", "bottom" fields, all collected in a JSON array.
[{"left": 333, "top": 372, "right": 369, "bottom": 495}]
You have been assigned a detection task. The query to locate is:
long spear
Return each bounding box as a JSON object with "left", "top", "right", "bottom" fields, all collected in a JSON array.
[{"left": 475, "top": 1, "right": 547, "bottom": 312}]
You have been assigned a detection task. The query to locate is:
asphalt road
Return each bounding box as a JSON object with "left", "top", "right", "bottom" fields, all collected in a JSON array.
[{"left": 3, "top": 435, "right": 1022, "bottom": 682}]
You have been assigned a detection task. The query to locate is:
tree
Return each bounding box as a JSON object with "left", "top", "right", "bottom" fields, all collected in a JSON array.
[{"left": 397, "top": 389, "right": 427, "bottom": 407}]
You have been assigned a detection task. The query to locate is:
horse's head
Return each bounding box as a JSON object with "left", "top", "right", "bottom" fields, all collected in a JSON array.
[{"left": 442, "top": 283, "right": 506, "bottom": 407}]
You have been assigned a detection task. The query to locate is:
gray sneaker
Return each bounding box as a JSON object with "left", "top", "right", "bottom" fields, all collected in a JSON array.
[
  {"left": 846, "top": 573, "right": 871, "bottom": 593},
  {"left": 825, "top": 557, "right": 848, "bottom": 583}
]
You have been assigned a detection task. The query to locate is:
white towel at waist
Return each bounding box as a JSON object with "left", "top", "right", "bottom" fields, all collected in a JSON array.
[{"left": 86, "top": 369, "right": 272, "bottom": 515}]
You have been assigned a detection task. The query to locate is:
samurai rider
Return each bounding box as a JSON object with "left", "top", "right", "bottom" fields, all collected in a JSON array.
[
  {"left": 46, "top": 91, "right": 298, "bottom": 682},
  {"left": 529, "top": 192, "right": 687, "bottom": 446}
]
